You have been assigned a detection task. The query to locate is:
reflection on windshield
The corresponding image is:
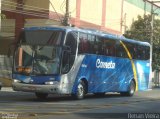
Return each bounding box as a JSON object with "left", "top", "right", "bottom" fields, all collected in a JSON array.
[{"left": 14, "top": 45, "right": 61, "bottom": 75}]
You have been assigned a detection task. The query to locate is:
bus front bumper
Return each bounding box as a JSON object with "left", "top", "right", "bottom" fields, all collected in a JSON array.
[{"left": 12, "top": 82, "right": 60, "bottom": 94}]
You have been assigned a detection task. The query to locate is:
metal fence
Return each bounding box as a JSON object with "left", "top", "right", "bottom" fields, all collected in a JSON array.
[{"left": 0, "top": 55, "right": 12, "bottom": 79}]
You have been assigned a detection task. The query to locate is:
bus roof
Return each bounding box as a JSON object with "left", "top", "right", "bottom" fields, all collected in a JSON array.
[{"left": 23, "top": 26, "right": 150, "bottom": 47}]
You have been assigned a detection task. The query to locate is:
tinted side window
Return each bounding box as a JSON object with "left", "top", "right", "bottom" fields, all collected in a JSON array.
[
  {"left": 124, "top": 41, "right": 150, "bottom": 60},
  {"left": 94, "top": 36, "right": 102, "bottom": 55},
  {"left": 101, "top": 37, "right": 116, "bottom": 57},
  {"left": 137, "top": 45, "right": 150, "bottom": 60},
  {"left": 116, "top": 41, "right": 128, "bottom": 58},
  {"left": 88, "top": 34, "right": 96, "bottom": 54},
  {"left": 124, "top": 42, "right": 136, "bottom": 59},
  {"left": 145, "top": 46, "right": 150, "bottom": 60},
  {"left": 78, "top": 33, "right": 88, "bottom": 54}
]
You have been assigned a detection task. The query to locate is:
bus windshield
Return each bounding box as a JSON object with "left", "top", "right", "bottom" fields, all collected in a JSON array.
[
  {"left": 14, "top": 45, "right": 61, "bottom": 75},
  {"left": 19, "top": 30, "right": 64, "bottom": 45}
]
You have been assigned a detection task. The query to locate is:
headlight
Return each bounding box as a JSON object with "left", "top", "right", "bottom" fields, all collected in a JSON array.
[
  {"left": 45, "top": 81, "right": 58, "bottom": 85},
  {"left": 45, "top": 81, "right": 54, "bottom": 85},
  {"left": 13, "top": 79, "right": 21, "bottom": 83}
]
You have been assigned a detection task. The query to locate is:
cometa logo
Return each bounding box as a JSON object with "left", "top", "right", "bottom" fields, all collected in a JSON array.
[{"left": 96, "top": 59, "right": 116, "bottom": 69}]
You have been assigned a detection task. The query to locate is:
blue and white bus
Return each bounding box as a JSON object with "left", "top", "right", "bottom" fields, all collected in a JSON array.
[{"left": 12, "top": 26, "right": 151, "bottom": 99}]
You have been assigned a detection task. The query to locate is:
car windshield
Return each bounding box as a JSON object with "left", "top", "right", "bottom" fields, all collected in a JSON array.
[{"left": 14, "top": 45, "right": 61, "bottom": 75}]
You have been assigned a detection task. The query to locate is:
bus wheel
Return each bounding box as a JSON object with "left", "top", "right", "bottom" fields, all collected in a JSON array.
[
  {"left": 121, "top": 80, "right": 135, "bottom": 96},
  {"left": 73, "top": 81, "right": 86, "bottom": 100},
  {"left": 35, "top": 92, "right": 48, "bottom": 99}
]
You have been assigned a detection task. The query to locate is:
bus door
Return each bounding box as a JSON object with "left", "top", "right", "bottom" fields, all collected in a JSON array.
[{"left": 61, "top": 31, "right": 78, "bottom": 92}]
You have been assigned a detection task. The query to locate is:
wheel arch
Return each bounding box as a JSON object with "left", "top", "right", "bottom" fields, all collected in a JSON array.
[
  {"left": 130, "top": 78, "right": 136, "bottom": 91},
  {"left": 81, "top": 78, "right": 88, "bottom": 94},
  {"left": 72, "top": 77, "right": 88, "bottom": 94}
]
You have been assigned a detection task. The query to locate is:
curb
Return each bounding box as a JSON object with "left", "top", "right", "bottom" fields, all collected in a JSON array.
[{"left": 0, "top": 87, "right": 14, "bottom": 92}]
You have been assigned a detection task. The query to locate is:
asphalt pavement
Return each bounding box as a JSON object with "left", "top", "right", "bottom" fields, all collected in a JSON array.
[{"left": 0, "top": 87, "right": 160, "bottom": 119}]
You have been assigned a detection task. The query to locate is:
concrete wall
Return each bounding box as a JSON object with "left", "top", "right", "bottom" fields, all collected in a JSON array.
[
  {"left": 1, "top": 0, "right": 17, "bottom": 10},
  {"left": 24, "top": 19, "right": 62, "bottom": 27},
  {"left": 80, "top": 0, "right": 102, "bottom": 25},
  {"left": 24, "top": 0, "right": 49, "bottom": 11},
  {"left": 106, "top": 0, "right": 123, "bottom": 33},
  {"left": 1, "top": 19, "right": 15, "bottom": 37},
  {"left": 1, "top": 0, "right": 159, "bottom": 36}
]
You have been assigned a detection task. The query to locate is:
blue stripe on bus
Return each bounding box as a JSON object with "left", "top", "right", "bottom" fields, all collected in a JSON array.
[{"left": 13, "top": 74, "right": 60, "bottom": 84}]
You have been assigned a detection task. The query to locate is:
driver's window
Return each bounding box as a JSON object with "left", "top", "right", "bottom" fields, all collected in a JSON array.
[
  {"left": 65, "top": 31, "right": 78, "bottom": 55},
  {"left": 61, "top": 31, "right": 78, "bottom": 73}
]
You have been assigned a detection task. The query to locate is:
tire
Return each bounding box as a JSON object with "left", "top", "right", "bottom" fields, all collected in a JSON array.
[
  {"left": 35, "top": 92, "right": 48, "bottom": 99},
  {"left": 120, "top": 80, "right": 135, "bottom": 96},
  {"left": 73, "top": 81, "right": 86, "bottom": 100}
]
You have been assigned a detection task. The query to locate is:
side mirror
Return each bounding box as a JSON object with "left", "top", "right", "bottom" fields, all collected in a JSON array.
[
  {"left": 63, "top": 45, "right": 71, "bottom": 53},
  {"left": 61, "top": 50, "right": 71, "bottom": 74}
]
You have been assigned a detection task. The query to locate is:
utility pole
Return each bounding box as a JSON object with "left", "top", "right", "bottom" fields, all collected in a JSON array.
[
  {"left": 0, "top": 0, "right": 1, "bottom": 32},
  {"left": 15, "top": 0, "right": 24, "bottom": 41},
  {"left": 149, "top": 1, "right": 160, "bottom": 88},
  {"left": 149, "top": 2, "right": 154, "bottom": 89},
  {"left": 63, "top": 0, "right": 70, "bottom": 26},
  {"left": 144, "top": 0, "right": 146, "bottom": 17}
]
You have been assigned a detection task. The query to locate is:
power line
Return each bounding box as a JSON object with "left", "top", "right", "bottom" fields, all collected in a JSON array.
[
  {"left": 60, "top": 0, "right": 66, "bottom": 14},
  {"left": 2, "top": 1, "right": 62, "bottom": 22},
  {"left": 1, "top": 2, "right": 52, "bottom": 14},
  {"left": 2, "top": 1, "right": 51, "bottom": 12},
  {"left": 2, "top": 8, "right": 51, "bottom": 19},
  {"left": 49, "top": 0, "right": 63, "bottom": 23}
]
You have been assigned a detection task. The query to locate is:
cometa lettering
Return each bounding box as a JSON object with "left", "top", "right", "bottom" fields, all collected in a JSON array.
[{"left": 96, "top": 59, "right": 115, "bottom": 69}]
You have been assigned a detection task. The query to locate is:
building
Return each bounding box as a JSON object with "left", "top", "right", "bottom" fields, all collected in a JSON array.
[
  {"left": 0, "top": 0, "right": 160, "bottom": 55},
  {"left": 0, "top": 0, "right": 160, "bottom": 86},
  {"left": 0, "top": 0, "right": 1, "bottom": 31}
]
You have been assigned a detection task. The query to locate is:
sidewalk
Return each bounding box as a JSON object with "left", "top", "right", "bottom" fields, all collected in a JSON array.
[
  {"left": 0, "top": 87, "right": 14, "bottom": 92},
  {"left": 0, "top": 78, "right": 12, "bottom": 87}
]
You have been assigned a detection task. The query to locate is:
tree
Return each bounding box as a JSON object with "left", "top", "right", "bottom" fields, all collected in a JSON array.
[
  {"left": 0, "top": 13, "right": 6, "bottom": 19},
  {"left": 123, "top": 15, "right": 160, "bottom": 70}
]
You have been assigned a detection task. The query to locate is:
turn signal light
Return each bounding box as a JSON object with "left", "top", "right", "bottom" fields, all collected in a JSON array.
[{"left": 16, "top": 67, "right": 32, "bottom": 73}]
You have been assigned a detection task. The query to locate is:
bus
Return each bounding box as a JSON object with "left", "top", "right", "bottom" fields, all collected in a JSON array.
[{"left": 12, "top": 26, "right": 151, "bottom": 99}]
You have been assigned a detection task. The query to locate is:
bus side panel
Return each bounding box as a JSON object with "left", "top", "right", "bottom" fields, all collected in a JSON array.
[
  {"left": 60, "top": 55, "right": 85, "bottom": 94},
  {"left": 134, "top": 60, "right": 150, "bottom": 91},
  {"left": 72, "top": 55, "right": 134, "bottom": 94}
]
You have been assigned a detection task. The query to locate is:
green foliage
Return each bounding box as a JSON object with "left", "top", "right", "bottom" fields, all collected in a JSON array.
[
  {"left": 124, "top": 15, "right": 160, "bottom": 70},
  {"left": 0, "top": 13, "right": 6, "bottom": 19}
]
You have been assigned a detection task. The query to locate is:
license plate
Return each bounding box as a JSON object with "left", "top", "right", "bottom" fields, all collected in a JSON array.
[{"left": 23, "top": 86, "right": 36, "bottom": 91}]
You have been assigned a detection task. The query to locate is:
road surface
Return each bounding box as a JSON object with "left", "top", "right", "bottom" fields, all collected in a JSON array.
[{"left": 0, "top": 87, "right": 160, "bottom": 119}]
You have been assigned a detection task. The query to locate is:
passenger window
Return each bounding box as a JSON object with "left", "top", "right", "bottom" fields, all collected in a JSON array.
[
  {"left": 116, "top": 41, "right": 128, "bottom": 58},
  {"left": 101, "top": 37, "right": 116, "bottom": 57},
  {"left": 78, "top": 33, "right": 89, "bottom": 54}
]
